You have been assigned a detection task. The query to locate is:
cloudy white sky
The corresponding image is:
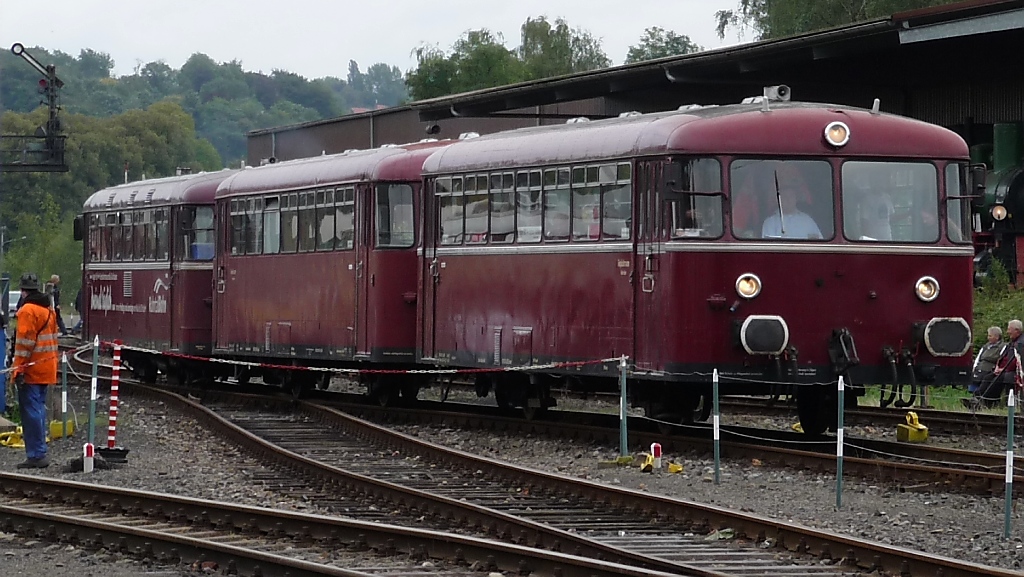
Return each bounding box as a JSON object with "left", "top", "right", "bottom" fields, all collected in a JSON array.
[{"left": 1, "top": 0, "right": 746, "bottom": 79}]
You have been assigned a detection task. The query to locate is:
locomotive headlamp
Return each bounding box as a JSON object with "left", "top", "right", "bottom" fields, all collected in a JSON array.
[
  {"left": 824, "top": 121, "right": 850, "bottom": 147},
  {"left": 735, "top": 273, "right": 762, "bottom": 299},
  {"left": 992, "top": 204, "right": 1008, "bottom": 221},
  {"left": 915, "top": 276, "right": 940, "bottom": 302}
]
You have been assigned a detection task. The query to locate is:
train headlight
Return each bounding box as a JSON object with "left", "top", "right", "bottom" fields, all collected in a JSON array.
[
  {"left": 736, "top": 273, "right": 762, "bottom": 299},
  {"left": 824, "top": 121, "right": 850, "bottom": 147},
  {"left": 915, "top": 276, "right": 940, "bottom": 302},
  {"left": 992, "top": 204, "right": 1008, "bottom": 221}
]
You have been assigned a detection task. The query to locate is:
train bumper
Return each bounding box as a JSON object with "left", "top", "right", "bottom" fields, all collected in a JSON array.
[{"left": 918, "top": 317, "right": 971, "bottom": 357}]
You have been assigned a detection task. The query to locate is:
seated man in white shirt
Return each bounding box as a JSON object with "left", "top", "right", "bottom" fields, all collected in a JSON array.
[{"left": 761, "top": 186, "right": 822, "bottom": 239}]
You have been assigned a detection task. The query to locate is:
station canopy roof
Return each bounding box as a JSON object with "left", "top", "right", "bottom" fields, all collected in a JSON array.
[{"left": 409, "top": 0, "right": 1024, "bottom": 121}]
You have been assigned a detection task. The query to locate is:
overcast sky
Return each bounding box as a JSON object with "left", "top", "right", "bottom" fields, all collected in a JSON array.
[{"left": 1, "top": 0, "right": 746, "bottom": 79}]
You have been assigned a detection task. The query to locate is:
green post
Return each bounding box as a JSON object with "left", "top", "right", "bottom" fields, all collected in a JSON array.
[
  {"left": 1005, "top": 389, "right": 1015, "bottom": 539},
  {"left": 88, "top": 336, "right": 98, "bottom": 448},
  {"left": 618, "top": 355, "right": 628, "bottom": 458},
  {"left": 836, "top": 376, "right": 845, "bottom": 509},
  {"left": 61, "top": 352, "right": 67, "bottom": 439},
  {"left": 713, "top": 368, "right": 720, "bottom": 485}
]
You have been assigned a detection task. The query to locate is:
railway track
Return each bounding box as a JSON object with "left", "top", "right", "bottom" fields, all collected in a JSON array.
[
  {"left": 0, "top": 470, "right": 666, "bottom": 577},
  {"left": 116, "top": 384, "right": 1015, "bottom": 577}
]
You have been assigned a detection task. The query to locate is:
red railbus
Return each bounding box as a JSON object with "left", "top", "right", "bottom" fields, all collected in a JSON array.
[
  {"left": 211, "top": 142, "right": 450, "bottom": 395},
  {"left": 419, "top": 99, "right": 974, "bottom": 433},
  {"left": 79, "top": 170, "right": 237, "bottom": 381}
]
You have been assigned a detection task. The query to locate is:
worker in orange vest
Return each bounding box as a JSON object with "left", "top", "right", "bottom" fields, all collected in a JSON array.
[{"left": 10, "top": 272, "right": 58, "bottom": 469}]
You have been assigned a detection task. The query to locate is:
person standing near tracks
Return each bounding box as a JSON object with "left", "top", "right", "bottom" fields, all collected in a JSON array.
[{"left": 9, "top": 272, "right": 58, "bottom": 468}]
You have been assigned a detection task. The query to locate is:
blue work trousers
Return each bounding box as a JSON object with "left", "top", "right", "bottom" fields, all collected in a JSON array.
[{"left": 18, "top": 383, "right": 48, "bottom": 460}]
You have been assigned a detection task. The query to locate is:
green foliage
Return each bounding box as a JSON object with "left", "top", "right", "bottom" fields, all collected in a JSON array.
[
  {"left": 406, "top": 16, "right": 611, "bottom": 101},
  {"left": 715, "top": 0, "right": 955, "bottom": 40},
  {"left": 625, "top": 27, "right": 703, "bottom": 63}
]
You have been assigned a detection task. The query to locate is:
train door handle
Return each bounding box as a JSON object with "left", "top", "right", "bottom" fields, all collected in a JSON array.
[
  {"left": 429, "top": 258, "right": 440, "bottom": 283},
  {"left": 216, "top": 279, "right": 225, "bottom": 294},
  {"left": 641, "top": 273, "right": 655, "bottom": 293}
]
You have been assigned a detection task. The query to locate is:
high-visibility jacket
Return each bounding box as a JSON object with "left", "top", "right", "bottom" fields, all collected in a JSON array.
[{"left": 12, "top": 293, "right": 58, "bottom": 385}]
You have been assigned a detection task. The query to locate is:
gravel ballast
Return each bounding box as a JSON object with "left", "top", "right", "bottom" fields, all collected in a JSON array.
[{"left": 0, "top": 382, "right": 1020, "bottom": 574}]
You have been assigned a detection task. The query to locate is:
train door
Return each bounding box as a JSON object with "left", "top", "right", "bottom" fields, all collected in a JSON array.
[
  {"left": 633, "top": 161, "right": 663, "bottom": 371},
  {"left": 212, "top": 201, "right": 229, "bottom": 350},
  {"left": 419, "top": 179, "right": 439, "bottom": 360},
  {"left": 354, "top": 184, "right": 372, "bottom": 355}
]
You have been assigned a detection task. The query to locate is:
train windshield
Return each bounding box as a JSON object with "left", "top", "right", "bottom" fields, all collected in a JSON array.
[
  {"left": 945, "top": 163, "right": 971, "bottom": 244},
  {"left": 731, "top": 159, "right": 834, "bottom": 240},
  {"left": 666, "top": 158, "right": 723, "bottom": 239},
  {"left": 841, "top": 161, "right": 939, "bottom": 243}
]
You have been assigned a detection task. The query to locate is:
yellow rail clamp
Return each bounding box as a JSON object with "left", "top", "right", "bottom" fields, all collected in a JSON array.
[
  {"left": 50, "top": 420, "right": 75, "bottom": 440},
  {"left": 0, "top": 428, "right": 24, "bottom": 449},
  {"left": 639, "top": 453, "right": 654, "bottom": 473},
  {"left": 667, "top": 462, "right": 684, "bottom": 474},
  {"left": 897, "top": 411, "right": 929, "bottom": 443}
]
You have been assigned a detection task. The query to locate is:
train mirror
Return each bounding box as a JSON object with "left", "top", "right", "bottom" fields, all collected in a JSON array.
[
  {"left": 661, "top": 162, "right": 684, "bottom": 200},
  {"left": 969, "top": 163, "right": 987, "bottom": 209},
  {"left": 72, "top": 214, "right": 83, "bottom": 241}
]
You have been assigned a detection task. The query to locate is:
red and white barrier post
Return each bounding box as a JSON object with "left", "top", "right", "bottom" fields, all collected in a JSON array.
[
  {"left": 650, "top": 442, "right": 662, "bottom": 469},
  {"left": 108, "top": 341, "right": 121, "bottom": 449}
]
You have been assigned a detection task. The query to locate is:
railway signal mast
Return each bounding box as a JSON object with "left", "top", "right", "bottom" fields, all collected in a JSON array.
[{"left": 0, "top": 43, "right": 68, "bottom": 172}]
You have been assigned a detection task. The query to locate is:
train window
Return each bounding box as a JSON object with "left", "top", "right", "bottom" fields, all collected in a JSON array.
[
  {"left": 464, "top": 186, "right": 489, "bottom": 244},
  {"left": 155, "top": 209, "right": 168, "bottom": 260},
  {"left": 517, "top": 189, "right": 542, "bottom": 243},
  {"left": 842, "top": 161, "right": 937, "bottom": 243},
  {"left": 246, "top": 198, "right": 263, "bottom": 254},
  {"left": 572, "top": 185, "right": 602, "bottom": 241},
  {"left": 102, "top": 213, "right": 115, "bottom": 262},
  {"left": 602, "top": 182, "right": 632, "bottom": 242},
  {"left": 465, "top": 175, "right": 478, "bottom": 192},
  {"left": 281, "top": 194, "right": 298, "bottom": 253},
  {"left": 945, "top": 163, "right": 970, "bottom": 244},
  {"left": 121, "top": 212, "right": 134, "bottom": 261},
  {"left": 572, "top": 167, "right": 586, "bottom": 186},
  {"left": 491, "top": 186, "right": 514, "bottom": 243},
  {"left": 543, "top": 169, "right": 556, "bottom": 187},
  {"left": 181, "top": 206, "right": 215, "bottom": 261},
  {"left": 732, "top": 159, "right": 831, "bottom": 241},
  {"left": 544, "top": 170, "right": 571, "bottom": 242},
  {"left": 436, "top": 177, "right": 452, "bottom": 194},
  {"left": 298, "top": 191, "right": 316, "bottom": 252},
  {"left": 503, "top": 172, "right": 514, "bottom": 190},
  {"left": 263, "top": 197, "right": 281, "bottom": 254},
  {"left": 529, "top": 170, "right": 541, "bottom": 188},
  {"left": 375, "top": 184, "right": 414, "bottom": 248},
  {"left": 517, "top": 171, "right": 529, "bottom": 190},
  {"left": 335, "top": 187, "right": 355, "bottom": 250},
  {"left": 617, "top": 163, "right": 632, "bottom": 181},
  {"left": 229, "top": 199, "right": 245, "bottom": 255},
  {"left": 316, "top": 189, "right": 335, "bottom": 251},
  {"left": 143, "top": 211, "right": 155, "bottom": 260},
  {"left": 136, "top": 211, "right": 151, "bottom": 261},
  {"left": 439, "top": 193, "right": 464, "bottom": 245},
  {"left": 664, "top": 158, "right": 723, "bottom": 240}
]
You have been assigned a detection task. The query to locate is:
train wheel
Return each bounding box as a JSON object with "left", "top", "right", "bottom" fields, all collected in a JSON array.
[
  {"left": 369, "top": 378, "right": 398, "bottom": 407},
  {"left": 133, "top": 361, "right": 158, "bottom": 384},
  {"left": 796, "top": 384, "right": 836, "bottom": 435},
  {"left": 399, "top": 382, "right": 419, "bottom": 400},
  {"left": 684, "top": 392, "right": 712, "bottom": 423},
  {"left": 315, "top": 373, "right": 331, "bottom": 391},
  {"left": 522, "top": 402, "right": 546, "bottom": 421}
]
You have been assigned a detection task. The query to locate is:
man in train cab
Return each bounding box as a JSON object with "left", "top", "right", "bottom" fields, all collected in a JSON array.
[
  {"left": 852, "top": 187, "right": 894, "bottom": 241},
  {"left": 9, "top": 272, "right": 58, "bottom": 468},
  {"left": 969, "top": 319, "right": 1024, "bottom": 409},
  {"left": 761, "top": 185, "right": 822, "bottom": 239}
]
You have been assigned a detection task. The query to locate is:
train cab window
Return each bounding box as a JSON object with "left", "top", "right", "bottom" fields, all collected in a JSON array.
[
  {"left": 298, "top": 191, "right": 316, "bottom": 252},
  {"left": 842, "top": 161, "right": 938, "bottom": 243},
  {"left": 263, "top": 196, "right": 281, "bottom": 254},
  {"left": 945, "top": 163, "right": 971, "bottom": 244},
  {"left": 732, "top": 159, "right": 832, "bottom": 240},
  {"left": 490, "top": 172, "right": 514, "bottom": 243},
  {"left": 102, "top": 213, "right": 116, "bottom": 262},
  {"left": 543, "top": 168, "right": 571, "bottom": 241},
  {"left": 376, "top": 183, "right": 414, "bottom": 248},
  {"left": 133, "top": 211, "right": 146, "bottom": 261},
  {"left": 464, "top": 175, "right": 488, "bottom": 244},
  {"left": 120, "top": 212, "right": 134, "bottom": 261},
  {"left": 316, "top": 189, "right": 335, "bottom": 251},
  {"left": 281, "top": 193, "right": 298, "bottom": 253},
  {"left": 666, "top": 158, "right": 722, "bottom": 240},
  {"left": 335, "top": 187, "right": 355, "bottom": 250},
  {"left": 182, "top": 206, "right": 215, "bottom": 261},
  {"left": 602, "top": 163, "right": 632, "bottom": 241},
  {"left": 438, "top": 177, "right": 464, "bottom": 245}
]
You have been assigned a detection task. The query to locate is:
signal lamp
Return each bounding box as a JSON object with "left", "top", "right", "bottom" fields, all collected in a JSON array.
[
  {"left": 824, "top": 121, "right": 850, "bottom": 147},
  {"left": 914, "top": 276, "right": 940, "bottom": 302},
  {"left": 992, "top": 204, "right": 1008, "bottom": 221},
  {"left": 735, "top": 273, "right": 762, "bottom": 299}
]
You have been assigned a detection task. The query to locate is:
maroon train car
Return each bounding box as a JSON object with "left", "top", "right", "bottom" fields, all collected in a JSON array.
[
  {"left": 78, "top": 170, "right": 238, "bottom": 381},
  {"left": 419, "top": 99, "right": 975, "bottom": 433},
  {"left": 211, "top": 141, "right": 451, "bottom": 394}
]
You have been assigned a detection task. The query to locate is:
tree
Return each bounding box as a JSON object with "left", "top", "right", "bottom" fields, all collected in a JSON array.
[
  {"left": 406, "top": 31, "right": 526, "bottom": 101},
  {"left": 625, "top": 27, "right": 702, "bottom": 63},
  {"left": 519, "top": 17, "right": 610, "bottom": 79},
  {"left": 715, "top": 0, "right": 954, "bottom": 40}
]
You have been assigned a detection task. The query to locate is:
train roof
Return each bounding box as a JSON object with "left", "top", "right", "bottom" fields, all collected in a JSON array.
[
  {"left": 422, "top": 102, "right": 969, "bottom": 174},
  {"left": 83, "top": 169, "right": 239, "bottom": 212},
  {"left": 217, "top": 140, "right": 451, "bottom": 198}
]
